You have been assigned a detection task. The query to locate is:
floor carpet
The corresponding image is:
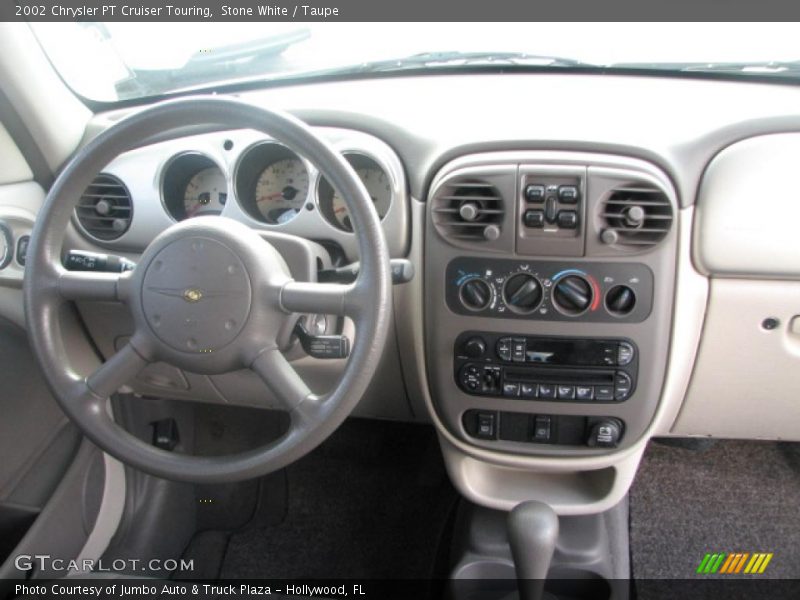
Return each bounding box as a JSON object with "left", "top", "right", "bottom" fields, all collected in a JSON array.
[
  {"left": 218, "top": 418, "right": 458, "bottom": 581},
  {"left": 630, "top": 439, "right": 800, "bottom": 581}
]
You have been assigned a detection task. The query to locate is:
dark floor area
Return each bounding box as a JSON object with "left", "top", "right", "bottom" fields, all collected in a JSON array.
[
  {"left": 216, "top": 418, "right": 458, "bottom": 579},
  {"left": 630, "top": 439, "right": 800, "bottom": 580}
]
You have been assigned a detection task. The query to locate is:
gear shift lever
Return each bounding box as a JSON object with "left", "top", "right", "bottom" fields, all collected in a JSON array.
[{"left": 507, "top": 501, "right": 559, "bottom": 600}]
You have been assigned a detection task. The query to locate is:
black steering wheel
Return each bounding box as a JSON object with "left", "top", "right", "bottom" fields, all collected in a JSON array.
[{"left": 23, "top": 97, "right": 392, "bottom": 483}]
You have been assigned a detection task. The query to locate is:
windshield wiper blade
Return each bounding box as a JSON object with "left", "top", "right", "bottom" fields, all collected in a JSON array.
[
  {"left": 311, "top": 51, "right": 593, "bottom": 76},
  {"left": 611, "top": 60, "right": 800, "bottom": 76}
]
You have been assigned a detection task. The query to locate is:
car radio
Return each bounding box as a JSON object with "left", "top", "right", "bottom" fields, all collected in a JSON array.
[{"left": 454, "top": 332, "right": 638, "bottom": 403}]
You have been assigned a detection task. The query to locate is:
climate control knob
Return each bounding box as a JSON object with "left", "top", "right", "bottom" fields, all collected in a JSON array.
[
  {"left": 605, "top": 285, "right": 636, "bottom": 316},
  {"left": 459, "top": 278, "right": 492, "bottom": 311},
  {"left": 502, "top": 273, "right": 543, "bottom": 313},
  {"left": 552, "top": 275, "right": 593, "bottom": 315}
]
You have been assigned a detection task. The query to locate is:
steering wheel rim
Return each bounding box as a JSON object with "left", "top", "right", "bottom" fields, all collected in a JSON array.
[{"left": 23, "top": 97, "right": 392, "bottom": 483}]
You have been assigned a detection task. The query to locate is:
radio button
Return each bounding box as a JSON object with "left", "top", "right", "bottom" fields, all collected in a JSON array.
[
  {"left": 538, "top": 384, "right": 556, "bottom": 399},
  {"left": 512, "top": 338, "right": 527, "bottom": 362},
  {"left": 463, "top": 337, "right": 487, "bottom": 359},
  {"left": 483, "top": 366, "right": 502, "bottom": 393},
  {"left": 460, "top": 365, "right": 481, "bottom": 391},
  {"left": 557, "top": 385, "right": 576, "bottom": 400},
  {"left": 521, "top": 383, "right": 538, "bottom": 398},
  {"left": 595, "top": 386, "right": 614, "bottom": 401},
  {"left": 614, "top": 373, "right": 633, "bottom": 400},
  {"left": 503, "top": 382, "right": 521, "bottom": 397},
  {"left": 617, "top": 342, "right": 635, "bottom": 366},
  {"left": 496, "top": 338, "right": 512, "bottom": 361},
  {"left": 576, "top": 385, "right": 594, "bottom": 401},
  {"left": 602, "top": 346, "right": 617, "bottom": 366}
]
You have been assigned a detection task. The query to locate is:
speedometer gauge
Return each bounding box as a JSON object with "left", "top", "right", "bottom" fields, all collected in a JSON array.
[
  {"left": 318, "top": 155, "right": 392, "bottom": 232},
  {"left": 254, "top": 158, "right": 309, "bottom": 224}
]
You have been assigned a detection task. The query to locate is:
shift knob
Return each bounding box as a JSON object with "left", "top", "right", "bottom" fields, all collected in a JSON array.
[{"left": 507, "top": 501, "right": 559, "bottom": 600}]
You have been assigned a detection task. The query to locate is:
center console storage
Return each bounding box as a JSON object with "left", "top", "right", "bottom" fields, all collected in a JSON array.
[{"left": 448, "top": 500, "right": 630, "bottom": 600}]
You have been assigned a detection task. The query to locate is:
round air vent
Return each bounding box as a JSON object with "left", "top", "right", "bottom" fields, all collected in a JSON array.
[
  {"left": 599, "top": 184, "right": 673, "bottom": 249},
  {"left": 432, "top": 179, "right": 504, "bottom": 243},
  {"left": 75, "top": 174, "right": 133, "bottom": 241}
]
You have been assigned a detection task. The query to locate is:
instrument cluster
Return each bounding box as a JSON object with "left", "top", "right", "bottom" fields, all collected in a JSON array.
[
  {"left": 83, "top": 128, "right": 409, "bottom": 261},
  {"left": 161, "top": 138, "right": 395, "bottom": 232}
]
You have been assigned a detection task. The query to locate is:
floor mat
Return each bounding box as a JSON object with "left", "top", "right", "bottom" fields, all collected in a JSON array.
[
  {"left": 630, "top": 439, "right": 800, "bottom": 580},
  {"left": 219, "top": 418, "right": 458, "bottom": 580}
]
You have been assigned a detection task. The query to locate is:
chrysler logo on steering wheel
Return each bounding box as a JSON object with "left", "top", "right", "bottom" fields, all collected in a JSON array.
[{"left": 182, "top": 288, "right": 203, "bottom": 303}]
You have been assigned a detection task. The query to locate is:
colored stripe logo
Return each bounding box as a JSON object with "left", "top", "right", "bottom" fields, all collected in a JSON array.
[{"left": 696, "top": 552, "right": 773, "bottom": 574}]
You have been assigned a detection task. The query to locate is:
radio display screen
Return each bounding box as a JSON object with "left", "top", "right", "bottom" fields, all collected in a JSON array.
[{"left": 524, "top": 339, "right": 615, "bottom": 366}]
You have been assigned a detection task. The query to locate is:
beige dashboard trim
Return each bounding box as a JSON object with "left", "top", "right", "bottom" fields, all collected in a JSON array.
[
  {"left": 0, "top": 123, "right": 33, "bottom": 185},
  {"left": 0, "top": 24, "right": 90, "bottom": 172},
  {"left": 396, "top": 200, "right": 708, "bottom": 513},
  {"left": 671, "top": 278, "right": 800, "bottom": 439}
]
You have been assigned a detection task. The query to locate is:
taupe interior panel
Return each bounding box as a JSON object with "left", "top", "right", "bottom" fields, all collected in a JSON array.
[
  {"left": 672, "top": 278, "right": 800, "bottom": 440},
  {"left": 694, "top": 133, "right": 800, "bottom": 279}
]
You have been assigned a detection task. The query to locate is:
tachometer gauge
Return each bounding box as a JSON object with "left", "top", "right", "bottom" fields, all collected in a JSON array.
[
  {"left": 318, "top": 155, "right": 392, "bottom": 232},
  {"left": 183, "top": 167, "right": 227, "bottom": 218},
  {"left": 254, "top": 158, "right": 309, "bottom": 224}
]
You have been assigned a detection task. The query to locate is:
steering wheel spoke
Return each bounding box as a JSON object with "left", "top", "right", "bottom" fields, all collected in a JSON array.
[
  {"left": 58, "top": 269, "right": 133, "bottom": 303},
  {"left": 86, "top": 342, "right": 150, "bottom": 399},
  {"left": 250, "top": 346, "right": 316, "bottom": 414},
  {"left": 280, "top": 281, "right": 361, "bottom": 318}
]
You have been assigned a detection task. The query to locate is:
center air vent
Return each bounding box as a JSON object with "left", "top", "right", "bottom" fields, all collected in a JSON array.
[
  {"left": 75, "top": 174, "right": 133, "bottom": 241},
  {"left": 600, "top": 184, "right": 673, "bottom": 249},
  {"left": 432, "top": 179, "right": 504, "bottom": 244}
]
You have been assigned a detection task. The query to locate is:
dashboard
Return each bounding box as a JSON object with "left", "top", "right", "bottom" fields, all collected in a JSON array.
[{"left": 3, "top": 71, "right": 800, "bottom": 514}]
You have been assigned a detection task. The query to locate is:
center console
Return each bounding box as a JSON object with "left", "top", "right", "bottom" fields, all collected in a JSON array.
[{"left": 424, "top": 152, "right": 678, "bottom": 458}]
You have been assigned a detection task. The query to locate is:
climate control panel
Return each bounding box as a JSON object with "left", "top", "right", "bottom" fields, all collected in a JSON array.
[{"left": 446, "top": 257, "right": 653, "bottom": 323}]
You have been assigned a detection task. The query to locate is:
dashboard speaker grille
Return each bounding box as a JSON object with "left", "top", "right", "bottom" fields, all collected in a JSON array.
[
  {"left": 432, "top": 179, "right": 504, "bottom": 242},
  {"left": 75, "top": 174, "right": 133, "bottom": 241},
  {"left": 600, "top": 184, "right": 673, "bottom": 248}
]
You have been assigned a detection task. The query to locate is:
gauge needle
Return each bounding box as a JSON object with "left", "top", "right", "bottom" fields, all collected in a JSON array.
[{"left": 258, "top": 192, "right": 284, "bottom": 203}]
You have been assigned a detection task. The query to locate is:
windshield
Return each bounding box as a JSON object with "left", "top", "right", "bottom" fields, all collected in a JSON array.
[{"left": 30, "top": 22, "right": 800, "bottom": 103}]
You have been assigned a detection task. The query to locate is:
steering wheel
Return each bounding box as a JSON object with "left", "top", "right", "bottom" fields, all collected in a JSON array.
[{"left": 23, "top": 97, "right": 392, "bottom": 483}]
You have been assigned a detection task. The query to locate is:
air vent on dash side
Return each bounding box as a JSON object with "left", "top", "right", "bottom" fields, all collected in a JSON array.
[
  {"left": 432, "top": 179, "right": 504, "bottom": 244},
  {"left": 599, "top": 184, "right": 673, "bottom": 249},
  {"left": 75, "top": 174, "right": 133, "bottom": 241}
]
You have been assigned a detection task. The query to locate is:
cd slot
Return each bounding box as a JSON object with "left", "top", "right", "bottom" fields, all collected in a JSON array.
[{"left": 504, "top": 367, "right": 615, "bottom": 386}]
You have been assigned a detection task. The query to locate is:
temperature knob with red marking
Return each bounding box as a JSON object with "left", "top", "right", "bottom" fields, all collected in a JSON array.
[{"left": 552, "top": 275, "right": 593, "bottom": 315}]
